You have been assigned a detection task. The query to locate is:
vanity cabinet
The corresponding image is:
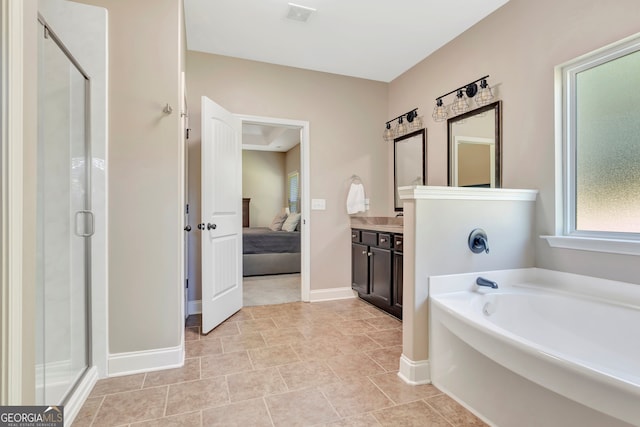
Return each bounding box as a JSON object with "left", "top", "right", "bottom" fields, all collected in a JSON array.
[{"left": 351, "top": 229, "right": 403, "bottom": 319}]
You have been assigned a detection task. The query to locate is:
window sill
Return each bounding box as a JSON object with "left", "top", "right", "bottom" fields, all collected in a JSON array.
[{"left": 541, "top": 235, "right": 640, "bottom": 256}]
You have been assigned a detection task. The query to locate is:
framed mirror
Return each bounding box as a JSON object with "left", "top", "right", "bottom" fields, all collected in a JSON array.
[
  {"left": 447, "top": 100, "right": 501, "bottom": 188},
  {"left": 394, "top": 129, "right": 426, "bottom": 211}
]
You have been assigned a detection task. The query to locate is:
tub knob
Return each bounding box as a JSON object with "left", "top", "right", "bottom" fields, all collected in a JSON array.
[{"left": 468, "top": 228, "right": 490, "bottom": 254}]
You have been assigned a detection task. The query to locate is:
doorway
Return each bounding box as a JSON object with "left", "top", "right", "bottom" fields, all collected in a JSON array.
[
  {"left": 185, "top": 113, "right": 310, "bottom": 319},
  {"left": 238, "top": 115, "right": 310, "bottom": 306}
]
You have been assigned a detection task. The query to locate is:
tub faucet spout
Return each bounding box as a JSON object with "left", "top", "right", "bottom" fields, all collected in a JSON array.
[{"left": 476, "top": 276, "right": 499, "bottom": 289}]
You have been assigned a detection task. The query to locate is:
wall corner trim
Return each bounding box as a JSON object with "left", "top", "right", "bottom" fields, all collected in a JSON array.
[
  {"left": 398, "top": 354, "right": 431, "bottom": 385},
  {"left": 108, "top": 345, "right": 184, "bottom": 377}
]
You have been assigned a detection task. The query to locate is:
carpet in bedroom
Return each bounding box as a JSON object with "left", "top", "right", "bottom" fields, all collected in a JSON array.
[{"left": 243, "top": 273, "right": 300, "bottom": 306}]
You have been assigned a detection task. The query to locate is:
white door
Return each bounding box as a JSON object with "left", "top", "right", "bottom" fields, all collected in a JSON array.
[{"left": 201, "top": 96, "right": 243, "bottom": 334}]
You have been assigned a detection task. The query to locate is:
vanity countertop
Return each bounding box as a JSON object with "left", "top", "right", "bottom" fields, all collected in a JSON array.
[{"left": 350, "top": 217, "right": 403, "bottom": 234}]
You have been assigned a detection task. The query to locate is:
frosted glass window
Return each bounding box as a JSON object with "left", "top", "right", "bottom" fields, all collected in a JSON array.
[
  {"left": 575, "top": 51, "right": 640, "bottom": 233},
  {"left": 564, "top": 37, "right": 640, "bottom": 238}
]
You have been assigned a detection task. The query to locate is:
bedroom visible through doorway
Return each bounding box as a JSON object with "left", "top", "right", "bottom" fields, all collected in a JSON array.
[{"left": 241, "top": 120, "right": 304, "bottom": 306}]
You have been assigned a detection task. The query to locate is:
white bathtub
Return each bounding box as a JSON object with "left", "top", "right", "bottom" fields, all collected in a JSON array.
[{"left": 429, "top": 268, "right": 640, "bottom": 427}]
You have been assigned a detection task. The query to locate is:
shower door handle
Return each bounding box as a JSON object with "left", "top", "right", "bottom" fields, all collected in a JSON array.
[{"left": 74, "top": 210, "right": 95, "bottom": 237}]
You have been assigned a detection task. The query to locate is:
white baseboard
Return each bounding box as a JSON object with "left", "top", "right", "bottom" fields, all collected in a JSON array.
[
  {"left": 188, "top": 299, "right": 201, "bottom": 315},
  {"left": 398, "top": 354, "right": 431, "bottom": 385},
  {"left": 108, "top": 345, "right": 184, "bottom": 377},
  {"left": 309, "top": 287, "right": 357, "bottom": 302},
  {"left": 190, "top": 287, "right": 356, "bottom": 309},
  {"left": 64, "top": 366, "right": 98, "bottom": 427}
]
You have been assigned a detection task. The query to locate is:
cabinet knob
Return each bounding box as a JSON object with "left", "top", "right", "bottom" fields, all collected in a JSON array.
[
  {"left": 362, "top": 250, "right": 367, "bottom": 255},
  {"left": 352, "top": 234, "right": 357, "bottom": 238},
  {"left": 367, "top": 252, "right": 372, "bottom": 256},
  {"left": 380, "top": 238, "right": 387, "bottom": 243}
]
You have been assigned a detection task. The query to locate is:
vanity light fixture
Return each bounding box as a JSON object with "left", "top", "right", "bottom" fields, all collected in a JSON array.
[
  {"left": 383, "top": 108, "right": 422, "bottom": 141},
  {"left": 432, "top": 75, "right": 493, "bottom": 122}
]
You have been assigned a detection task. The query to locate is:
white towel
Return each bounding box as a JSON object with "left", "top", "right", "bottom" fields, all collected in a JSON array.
[{"left": 346, "top": 183, "right": 366, "bottom": 214}]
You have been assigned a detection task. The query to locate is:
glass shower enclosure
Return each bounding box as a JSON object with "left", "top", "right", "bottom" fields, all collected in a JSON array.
[{"left": 35, "top": 16, "right": 93, "bottom": 405}]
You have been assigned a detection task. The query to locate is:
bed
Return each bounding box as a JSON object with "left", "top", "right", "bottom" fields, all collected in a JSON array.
[{"left": 242, "top": 227, "right": 300, "bottom": 276}]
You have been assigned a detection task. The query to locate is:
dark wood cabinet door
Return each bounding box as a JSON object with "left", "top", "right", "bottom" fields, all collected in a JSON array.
[
  {"left": 370, "top": 247, "right": 391, "bottom": 303},
  {"left": 351, "top": 243, "right": 369, "bottom": 294},
  {"left": 393, "top": 251, "right": 403, "bottom": 311}
]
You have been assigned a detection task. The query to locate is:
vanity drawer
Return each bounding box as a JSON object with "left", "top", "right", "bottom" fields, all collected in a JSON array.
[
  {"left": 351, "top": 229, "right": 361, "bottom": 242},
  {"left": 378, "top": 233, "right": 392, "bottom": 249},
  {"left": 394, "top": 235, "right": 403, "bottom": 252},
  {"left": 361, "top": 231, "right": 378, "bottom": 246}
]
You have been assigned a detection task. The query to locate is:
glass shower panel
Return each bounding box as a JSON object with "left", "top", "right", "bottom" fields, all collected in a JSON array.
[{"left": 36, "top": 22, "right": 90, "bottom": 405}]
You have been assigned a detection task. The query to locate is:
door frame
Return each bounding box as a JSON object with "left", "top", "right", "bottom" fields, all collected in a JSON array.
[
  {"left": 1, "top": 0, "right": 27, "bottom": 404},
  {"left": 235, "top": 114, "right": 311, "bottom": 302}
]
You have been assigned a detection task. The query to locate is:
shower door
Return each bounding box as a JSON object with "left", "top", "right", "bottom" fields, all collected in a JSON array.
[{"left": 35, "top": 18, "right": 92, "bottom": 405}]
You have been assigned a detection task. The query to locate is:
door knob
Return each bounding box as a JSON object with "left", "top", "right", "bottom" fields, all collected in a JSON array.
[
  {"left": 184, "top": 225, "right": 191, "bottom": 232},
  {"left": 207, "top": 223, "right": 217, "bottom": 230}
]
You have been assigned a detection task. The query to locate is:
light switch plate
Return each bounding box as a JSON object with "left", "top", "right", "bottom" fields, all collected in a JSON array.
[{"left": 311, "top": 198, "right": 326, "bottom": 210}]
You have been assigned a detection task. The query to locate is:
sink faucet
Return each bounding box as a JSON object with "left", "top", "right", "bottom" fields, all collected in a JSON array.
[{"left": 476, "top": 277, "right": 499, "bottom": 289}]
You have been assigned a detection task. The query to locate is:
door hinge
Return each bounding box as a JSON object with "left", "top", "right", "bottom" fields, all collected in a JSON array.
[
  {"left": 185, "top": 278, "right": 188, "bottom": 289},
  {"left": 185, "top": 204, "right": 189, "bottom": 214},
  {"left": 186, "top": 128, "right": 191, "bottom": 140}
]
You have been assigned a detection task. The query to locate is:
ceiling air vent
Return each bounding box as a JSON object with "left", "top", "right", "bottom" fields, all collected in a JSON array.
[{"left": 286, "top": 3, "right": 316, "bottom": 23}]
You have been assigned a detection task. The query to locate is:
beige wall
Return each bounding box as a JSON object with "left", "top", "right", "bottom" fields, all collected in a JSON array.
[
  {"left": 389, "top": 0, "right": 640, "bottom": 284},
  {"left": 242, "top": 150, "right": 286, "bottom": 227},
  {"left": 73, "top": 0, "right": 185, "bottom": 354},
  {"left": 186, "top": 52, "right": 388, "bottom": 296},
  {"left": 286, "top": 144, "right": 301, "bottom": 181}
]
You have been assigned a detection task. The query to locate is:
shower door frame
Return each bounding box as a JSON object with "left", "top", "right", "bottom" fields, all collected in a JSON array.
[{"left": 36, "top": 13, "right": 93, "bottom": 406}]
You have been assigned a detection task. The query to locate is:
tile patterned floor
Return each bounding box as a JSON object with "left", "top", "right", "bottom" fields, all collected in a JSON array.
[{"left": 73, "top": 298, "right": 486, "bottom": 426}]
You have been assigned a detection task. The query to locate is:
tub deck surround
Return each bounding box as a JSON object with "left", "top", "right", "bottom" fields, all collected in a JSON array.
[
  {"left": 350, "top": 216, "right": 403, "bottom": 233},
  {"left": 396, "top": 186, "right": 538, "bottom": 386},
  {"left": 430, "top": 268, "right": 640, "bottom": 426},
  {"left": 398, "top": 185, "right": 539, "bottom": 202}
]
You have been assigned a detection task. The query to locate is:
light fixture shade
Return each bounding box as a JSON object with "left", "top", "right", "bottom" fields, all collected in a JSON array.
[
  {"left": 395, "top": 117, "right": 407, "bottom": 137},
  {"left": 451, "top": 90, "right": 469, "bottom": 115},
  {"left": 432, "top": 100, "right": 448, "bottom": 122},
  {"left": 409, "top": 115, "right": 423, "bottom": 131},
  {"left": 476, "top": 80, "right": 494, "bottom": 106},
  {"left": 383, "top": 124, "right": 394, "bottom": 142}
]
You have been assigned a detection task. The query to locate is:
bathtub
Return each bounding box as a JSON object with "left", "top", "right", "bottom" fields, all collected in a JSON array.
[{"left": 429, "top": 268, "right": 640, "bottom": 427}]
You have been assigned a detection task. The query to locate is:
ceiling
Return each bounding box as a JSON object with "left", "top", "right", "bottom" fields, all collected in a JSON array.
[
  {"left": 183, "top": 0, "right": 510, "bottom": 83},
  {"left": 242, "top": 122, "right": 301, "bottom": 152},
  {"left": 185, "top": 0, "right": 510, "bottom": 150}
]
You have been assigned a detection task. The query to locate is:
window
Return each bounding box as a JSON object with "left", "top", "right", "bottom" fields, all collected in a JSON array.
[
  {"left": 562, "top": 35, "right": 640, "bottom": 240},
  {"left": 287, "top": 171, "right": 299, "bottom": 214}
]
